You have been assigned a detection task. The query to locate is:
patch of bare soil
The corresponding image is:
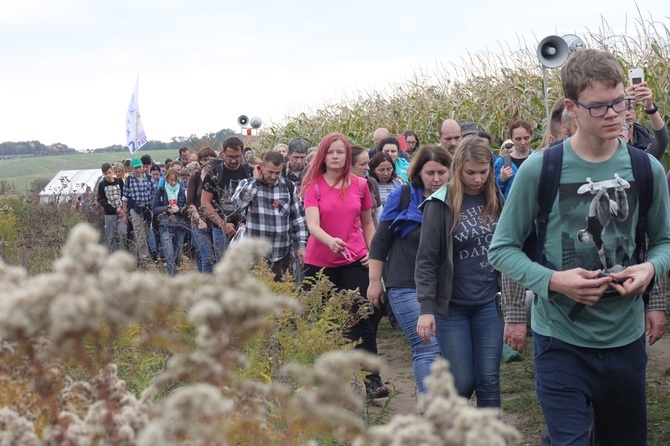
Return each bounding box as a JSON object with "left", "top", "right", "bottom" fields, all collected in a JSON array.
[
  {"left": 648, "top": 334, "right": 670, "bottom": 377},
  {"left": 375, "top": 326, "right": 419, "bottom": 416},
  {"left": 374, "top": 323, "right": 670, "bottom": 442}
]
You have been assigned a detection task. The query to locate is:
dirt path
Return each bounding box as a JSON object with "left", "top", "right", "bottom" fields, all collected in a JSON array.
[
  {"left": 375, "top": 323, "right": 670, "bottom": 423},
  {"left": 375, "top": 324, "right": 420, "bottom": 415}
]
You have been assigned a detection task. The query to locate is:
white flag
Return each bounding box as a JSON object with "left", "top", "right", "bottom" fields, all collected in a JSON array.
[{"left": 125, "top": 78, "right": 147, "bottom": 154}]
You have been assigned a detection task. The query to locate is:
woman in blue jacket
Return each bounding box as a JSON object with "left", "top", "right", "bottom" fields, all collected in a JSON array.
[
  {"left": 494, "top": 120, "right": 533, "bottom": 198},
  {"left": 368, "top": 145, "right": 451, "bottom": 394}
]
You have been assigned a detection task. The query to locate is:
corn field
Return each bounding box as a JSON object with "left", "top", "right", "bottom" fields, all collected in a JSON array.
[{"left": 260, "top": 14, "right": 670, "bottom": 152}]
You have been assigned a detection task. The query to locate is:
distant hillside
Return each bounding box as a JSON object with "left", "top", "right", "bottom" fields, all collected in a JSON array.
[
  {"left": 0, "top": 128, "right": 238, "bottom": 157},
  {"left": 0, "top": 149, "right": 185, "bottom": 193}
]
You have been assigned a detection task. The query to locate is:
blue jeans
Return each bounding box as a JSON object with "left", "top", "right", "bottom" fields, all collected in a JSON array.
[
  {"left": 191, "top": 224, "right": 214, "bottom": 273},
  {"left": 434, "top": 301, "right": 503, "bottom": 407},
  {"left": 160, "top": 225, "right": 186, "bottom": 275},
  {"left": 211, "top": 226, "right": 230, "bottom": 264},
  {"left": 388, "top": 287, "right": 441, "bottom": 394},
  {"left": 533, "top": 332, "right": 647, "bottom": 446}
]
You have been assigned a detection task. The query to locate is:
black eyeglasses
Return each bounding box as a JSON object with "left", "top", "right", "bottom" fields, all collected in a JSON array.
[{"left": 572, "top": 97, "right": 631, "bottom": 118}]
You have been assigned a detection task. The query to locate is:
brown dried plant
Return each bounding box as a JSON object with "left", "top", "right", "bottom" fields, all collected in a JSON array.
[{"left": 0, "top": 223, "right": 521, "bottom": 445}]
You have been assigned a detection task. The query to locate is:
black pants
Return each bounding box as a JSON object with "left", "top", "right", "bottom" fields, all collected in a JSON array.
[
  {"left": 304, "top": 262, "right": 383, "bottom": 378},
  {"left": 269, "top": 253, "right": 291, "bottom": 282}
]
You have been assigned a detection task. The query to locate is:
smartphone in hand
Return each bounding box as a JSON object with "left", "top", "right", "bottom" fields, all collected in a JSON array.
[{"left": 628, "top": 68, "right": 644, "bottom": 85}]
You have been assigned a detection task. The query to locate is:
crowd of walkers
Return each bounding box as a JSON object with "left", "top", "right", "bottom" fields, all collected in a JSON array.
[{"left": 90, "top": 48, "right": 670, "bottom": 445}]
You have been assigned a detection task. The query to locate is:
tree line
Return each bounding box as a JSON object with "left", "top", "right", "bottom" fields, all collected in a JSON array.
[{"left": 0, "top": 128, "right": 237, "bottom": 157}]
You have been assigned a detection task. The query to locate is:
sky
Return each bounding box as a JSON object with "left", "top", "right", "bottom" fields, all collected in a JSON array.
[{"left": 0, "top": 0, "right": 667, "bottom": 151}]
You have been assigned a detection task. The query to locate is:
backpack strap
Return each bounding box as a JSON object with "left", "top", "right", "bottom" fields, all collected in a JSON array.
[
  {"left": 522, "top": 144, "right": 563, "bottom": 267},
  {"left": 242, "top": 164, "right": 254, "bottom": 179},
  {"left": 313, "top": 181, "right": 320, "bottom": 201},
  {"left": 627, "top": 145, "right": 653, "bottom": 263},
  {"left": 285, "top": 177, "right": 295, "bottom": 197},
  {"left": 627, "top": 145, "right": 654, "bottom": 304},
  {"left": 502, "top": 154, "right": 512, "bottom": 168},
  {"left": 398, "top": 184, "right": 412, "bottom": 212}
]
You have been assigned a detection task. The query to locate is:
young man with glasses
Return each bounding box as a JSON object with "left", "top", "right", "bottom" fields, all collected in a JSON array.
[
  {"left": 200, "top": 136, "right": 253, "bottom": 263},
  {"left": 489, "top": 49, "right": 670, "bottom": 445}
]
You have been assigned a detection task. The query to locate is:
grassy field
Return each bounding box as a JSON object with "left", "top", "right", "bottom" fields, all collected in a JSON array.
[{"left": 0, "top": 149, "right": 180, "bottom": 192}]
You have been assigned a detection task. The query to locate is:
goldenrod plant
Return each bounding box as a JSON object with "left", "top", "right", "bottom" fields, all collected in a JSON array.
[{"left": 0, "top": 224, "right": 521, "bottom": 444}]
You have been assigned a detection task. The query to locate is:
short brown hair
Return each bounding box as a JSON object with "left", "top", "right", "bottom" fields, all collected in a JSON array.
[
  {"left": 221, "top": 136, "right": 244, "bottom": 152},
  {"left": 561, "top": 49, "right": 624, "bottom": 100},
  {"left": 262, "top": 150, "right": 284, "bottom": 166}
]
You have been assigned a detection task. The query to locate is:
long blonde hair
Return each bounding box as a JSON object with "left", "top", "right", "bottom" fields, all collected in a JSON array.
[{"left": 447, "top": 137, "right": 502, "bottom": 232}]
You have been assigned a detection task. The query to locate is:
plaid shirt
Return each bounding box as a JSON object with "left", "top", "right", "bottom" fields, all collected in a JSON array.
[
  {"left": 123, "top": 173, "right": 155, "bottom": 208},
  {"left": 233, "top": 176, "right": 307, "bottom": 262}
]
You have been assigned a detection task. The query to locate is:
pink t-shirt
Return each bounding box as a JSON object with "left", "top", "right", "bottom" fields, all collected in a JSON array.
[{"left": 304, "top": 175, "right": 372, "bottom": 267}]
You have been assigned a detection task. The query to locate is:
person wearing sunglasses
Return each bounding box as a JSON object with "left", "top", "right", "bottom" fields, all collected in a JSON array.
[
  {"left": 301, "top": 132, "right": 388, "bottom": 399},
  {"left": 494, "top": 120, "right": 534, "bottom": 199}
]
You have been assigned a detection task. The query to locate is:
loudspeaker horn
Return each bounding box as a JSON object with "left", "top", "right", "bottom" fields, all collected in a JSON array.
[
  {"left": 250, "top": 116, "right": 262, "bottom": 129},
  {"left": 536, "top": 35, "right": 569, "bottom": 68},
  {"left": 237, "top": 115, "right": 249, "bottom": 127},
  {"left": 562, "top": 34, "right": 586, "bottom": 54}
]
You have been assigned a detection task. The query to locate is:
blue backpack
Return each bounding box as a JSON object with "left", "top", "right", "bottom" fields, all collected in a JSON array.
[{"left": 521, "top": 142, "right": 654, "bottom": 321}]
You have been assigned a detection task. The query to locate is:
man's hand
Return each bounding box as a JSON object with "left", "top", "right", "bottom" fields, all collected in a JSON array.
[
  {"left": 297, "top": 249, "right": 305, "bottom": 264},
  {"left": 549, "top": 268, "right": 612, "bottom": 305},
  {"left": 504, "top": 323, "right": 528, "bottom": 353},
  {"left": 609, "top": 262, "right": 655, "bottom": 297},
  {"left": 224, "top": 222, "right": 236, "bottom": 236},
  {"left": 646, "top": 310, "right": 667, "bottom": 346}
]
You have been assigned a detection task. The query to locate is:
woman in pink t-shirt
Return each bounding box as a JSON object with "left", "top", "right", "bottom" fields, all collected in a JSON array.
[{"left": 300, "top": 132, "right": 388, "bottom": 399}]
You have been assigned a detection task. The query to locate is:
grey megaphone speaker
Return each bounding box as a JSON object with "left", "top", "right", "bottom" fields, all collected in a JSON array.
[
  {"left": 537, "top": 35, "right": 569, "bottom": 68},
  {"left": 250, "top": 116, "right": 262, "bottom": 129},
  {"left": 562, "top": 34, "right": 586, "bottom": 54},
  {"left": 237, "top": 115, "right": 249, "bottom": 127}
]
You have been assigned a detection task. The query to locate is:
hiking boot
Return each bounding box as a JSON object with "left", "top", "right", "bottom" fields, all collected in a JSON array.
[{"left": 365, "top": 375, "right": 389, "bottom": 399}]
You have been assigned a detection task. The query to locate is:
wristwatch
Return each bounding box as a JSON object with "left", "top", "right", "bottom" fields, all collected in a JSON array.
[{"left": 644, "top": 103, "right": 658, "bottom": 115}]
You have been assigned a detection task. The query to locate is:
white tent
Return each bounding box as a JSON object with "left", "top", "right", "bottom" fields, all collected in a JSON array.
[{"left": 39, "top": 169, "right": 102, "bottom": 204}]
